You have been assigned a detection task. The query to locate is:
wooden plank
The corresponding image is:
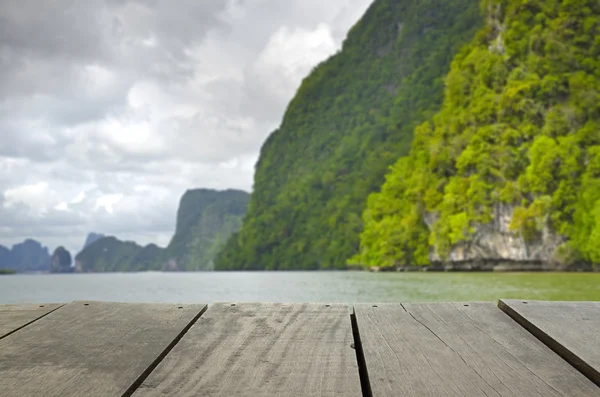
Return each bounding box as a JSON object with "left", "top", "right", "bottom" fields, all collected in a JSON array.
[
  {"left": 0, "top": 301, "right": 206, "bottom": 397},
  {"left": 132, "top": 303, "right": 362, "bottom": 397},
  {"left": 0, "top": 303, "right": 64, "bottom": 339},
  {"left": 354, "top": 302, "right": 599, "bottom": 397},
  {"left": 499, "top": 299, "right": 600, "bottom": 386}
]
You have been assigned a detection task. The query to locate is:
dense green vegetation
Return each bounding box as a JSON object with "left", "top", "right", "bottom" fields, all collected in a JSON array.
[
  {"left": 75, "top": 237, "right": 148, "bottom": 272},
  {"left": 81, "top": 233, "right": 104, "bottom": 251},
  {"left": 162, "top": 189, "right": 249, "bottom": 270},
  {"left": 0, "top": 246, "right": 10, "bottom": 270},
  {"left": 216, "top": 0, "right": 483, "bottom": 270},
  {"left": 0, "top": 240, "right": 51, "bottom": 273},
  {"left": 51, "top": 246, "right": 72, "bottom": 273},
  {"left": 0, "top": 269, "right": 16, "bottom": 275},
  {"left": 353, "top": 0, "right": 600, "bottom": 269},
  {"left": 75, "top": 189, "right": 249, "bottom": 272}
]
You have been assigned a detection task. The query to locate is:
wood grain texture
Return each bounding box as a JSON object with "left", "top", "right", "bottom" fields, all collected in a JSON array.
[
  {"left": 499, "top": 299, "right": 600, "bottom": 386},
  {"left": 354, "top": 302, "right": 599, "bottom": 397},
  {"left": 0, "top": 301, "right": 206, "bottom": 397},
  {"left": 0, "top": 303, "right": 64, "bottom": 339},
  {"left": 132, "top": 303, "right": 362, "bottom": 397}
]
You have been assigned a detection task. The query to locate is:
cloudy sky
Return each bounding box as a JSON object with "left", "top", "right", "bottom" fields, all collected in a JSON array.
[{"left": 0, "top": 0, "right": 373, "bottom": 255}]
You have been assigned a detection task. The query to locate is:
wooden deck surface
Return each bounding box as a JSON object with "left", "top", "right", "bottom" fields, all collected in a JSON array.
[
  {"left": 0, "top": 300, "right": 598, "bottom": 396},
  {"left": 0, "top": 301, "right": 206, "bottom": 397},
  {"left": 499, "top": 299, "right": 600, "bottom": 387},
  {"left": 354, "top": 302, "right": 597, "bottom": 396},
  {"left": 0, "top": 303, "right": 63, "bottom": 339},
  {"left": 133, "top": 303, "right": 361, "bottom": 397}
]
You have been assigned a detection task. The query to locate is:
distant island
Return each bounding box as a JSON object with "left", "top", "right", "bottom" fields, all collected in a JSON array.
[
  {"left": 0, "top": 239, "right": 53, "bottom": 273},
  {"left": 74, "top": 189, "right": 250, "bottom": 272},
  {"left": 1, "top": 189, "right": 249, "bottom": 274},
  {"left": 0, "top": 240, "right": 77, "bottom": 274},
  {"left": 0, "top": 269, "right": 16, "bottom": 275}
]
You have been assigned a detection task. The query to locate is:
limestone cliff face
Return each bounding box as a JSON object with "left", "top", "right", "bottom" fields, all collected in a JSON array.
[
  {"left": 0, "top": 239, "right": 51, "bottom": 272},
  {"left": 51, "top": 246, "right": 73, "bottom": 273},
  {"left": 162, "top": 189, "right": 250, "bottom": 271},
  {"left": 426, "top": 204, "right": 564, "bottom": 265},
  {"left": 74, "top": 189, "right": 249, "bottom": 272}
]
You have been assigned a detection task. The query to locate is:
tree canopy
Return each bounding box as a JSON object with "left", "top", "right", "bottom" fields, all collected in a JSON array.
[
  {"left": 353, "top": 0, "right": 600, "bottom": 269},
  {"left": 216, "top": 0, "right": 482, "bottom": 270}
]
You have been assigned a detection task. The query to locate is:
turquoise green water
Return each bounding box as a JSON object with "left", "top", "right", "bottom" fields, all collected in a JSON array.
[
  {"left": 358, "top": 272, "right": 600, "bottom": 302},
  {"left": 0, "top": 272, "right": 598, "bottom": 304}
]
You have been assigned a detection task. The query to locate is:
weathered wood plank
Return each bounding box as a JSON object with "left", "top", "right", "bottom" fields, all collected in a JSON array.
[
  {"left": 354, "top": 302, "right": 599, "bottom": 397},
  {"left": 0, "top": 301, "right": 206, "bottom": 397},
  {"left": 0, "top": 303, "right": 64, "bottom": 339},
  {"left": 132, "top": 303, "right": 362, "bottom": 397},
  {"left": 499, "top": 299, "right": 600, "bottom": 386}
]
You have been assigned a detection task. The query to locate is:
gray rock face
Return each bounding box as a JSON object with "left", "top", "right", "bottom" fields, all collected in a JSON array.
[{"left": 427, "top": 204, "right": 564, "bottom": 265}]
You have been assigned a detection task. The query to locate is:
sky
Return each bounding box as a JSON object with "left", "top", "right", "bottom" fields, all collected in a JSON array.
[{"left": 0, "top": 0, "right": 373, "bottom": 255}]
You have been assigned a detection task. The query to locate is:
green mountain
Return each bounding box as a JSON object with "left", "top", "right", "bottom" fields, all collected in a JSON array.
[
  {"left": 75, "top": 237, "right": 147, "bottom": 272},
  {"left": 81, "top": 233, "right": 105, "bottom": 251},
  {"left": 0, "top": 240, "right": 51, "bottom": 273},
  {"left": 0, "top": 245, "right": 11, "bottom": 270},
  {"left": 162, "top": 189, "right": 250, "bottom": 270},
  {"left": 353, "top": 0, "right": 600, "bottom": 269},
  {"left": 51, "top": 246, "right": 72, "bottom": 273},
  {"left": 75, "top": 189, "right": 249, "bottom": 272},
  {"left": 216, "top": 0, "right": 483, "bottom": 270}
]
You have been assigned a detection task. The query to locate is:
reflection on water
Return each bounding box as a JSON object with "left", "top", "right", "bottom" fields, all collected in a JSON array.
[{"left": 0, "top": 271, "right": 599, "bottom": 304}]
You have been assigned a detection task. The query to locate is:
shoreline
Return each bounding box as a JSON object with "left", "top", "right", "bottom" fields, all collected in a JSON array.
[
  {"left": 368, "top": 261, "right": 600, "bottom": 273},
  {"left": 3, "top": 266, "right": 600, "bottom": 274}
]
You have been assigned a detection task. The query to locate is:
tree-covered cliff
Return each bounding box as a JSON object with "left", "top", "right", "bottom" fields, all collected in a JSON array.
[
  {"left": 75, "top": 189, "right": 249, "bottom": 272},
  {"left": 75, "top": 237, "right": 151, "bottom": 272},
  {"left": 162, "top": 189, "right": 249, "bottom": 270},
  {"left": 216, "top": 0, "right": 482, "bottom": 270},
  {"left": 353, "top": 0, "right": 600, "bottom": 269},
  {"left": 51, "top": 246, "right": 72, "bottom": 273},
  {"left": 0, "top": 245, "right": 11, "bottom": 269},
  {"left": 81, "top": 233, "right": 105, "bottom": 251},
  {"left": 0, "top": 240, "right": 51, "bottom": 273}
]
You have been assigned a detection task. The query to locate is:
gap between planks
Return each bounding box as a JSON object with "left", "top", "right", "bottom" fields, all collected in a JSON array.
[
  {"left": 353, "top": 301, "right": 599, "bottom": 397},
  {"left": 498, "top": 299, "right": 600, "bottom": 388},
  {"left": 0, "top": 302, "right": 208, "bottom": 397},
  {"left": 122, "top": 304, "right": 208, "bottom": 397},
  {"left": 351, "top": 308, "right": 373, "bottom": 397},
  {"left": 130, "top": 303, "right": 362, "bottom": 397},
  {"left": 0, "top": 303, "right": 66, "bottom": 341}
]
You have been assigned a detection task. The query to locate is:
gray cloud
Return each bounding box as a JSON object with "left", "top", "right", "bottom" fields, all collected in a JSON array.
[{"left": 0, "top": 0, "right": 373, "bottom": 255}]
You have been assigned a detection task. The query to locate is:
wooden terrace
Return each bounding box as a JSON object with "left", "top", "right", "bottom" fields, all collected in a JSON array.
[{"left": 0, "top": 300, "right": 599, "bottom": 396}]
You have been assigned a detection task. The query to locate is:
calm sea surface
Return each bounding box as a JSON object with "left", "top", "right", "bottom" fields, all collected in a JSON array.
[{"left": 0, "top": 271, "right": 599, "bottom": 304}]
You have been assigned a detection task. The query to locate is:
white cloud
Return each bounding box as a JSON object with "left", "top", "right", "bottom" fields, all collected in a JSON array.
[
  {"left": 0, "top": 0, "right": 373, "bottom": 255},
  {"left": 94, "top": 194, "right": 123, "bottom": 213},
  {"left": 4, "top": 182, "right": 50, "bottom": 212},
  {"left": 252, "top": 23, "right": 337, "bottom": 101}
]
